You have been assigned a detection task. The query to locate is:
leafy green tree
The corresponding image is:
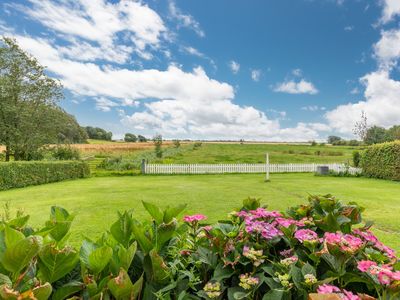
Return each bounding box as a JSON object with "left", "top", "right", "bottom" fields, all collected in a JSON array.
[
  {"left": 173, "top": 139, "right": 181, "bottom": 148},
  {"left": 0, "top": 37, "right": 63, "bottom": 161},
  {"left": 327, "top": 136, "right": 342, "bottom": 144},
  {"left": 84, "top": 126, "right": 112, "bottom": 141},
  {"left": 385, "top": 125, "right": 400, "bottom": 142},
  {"left": 55, "top": 109, "right": 88, "bottom": 144},
  {"left": 124, "top": 133, "right": 137, "bottom": 142},
  {"left": 138, "top": 135, "right": 147, "bottom": 142},
  {"left": 364, "top": 126, "right": 387, "bottom": 145}
]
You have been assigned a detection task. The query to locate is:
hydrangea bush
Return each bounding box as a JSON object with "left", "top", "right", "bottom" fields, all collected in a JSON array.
[{"left": 0, "top": 194, "right": 398, "bottom": 299}]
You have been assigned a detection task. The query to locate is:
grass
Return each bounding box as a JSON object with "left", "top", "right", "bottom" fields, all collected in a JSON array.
[
  {"left": 0, "top": 173, "right": 398, "bottom": 251},
  {"left": 152, "top": 143, "right": 358, "bottom": 164}
]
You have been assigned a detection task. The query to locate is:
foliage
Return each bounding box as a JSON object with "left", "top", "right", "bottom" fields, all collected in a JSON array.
[
  {"left": 0, "top": 195, "right": 398, "bottom": 299},
  {"left": 193, "top": 142, "right": 202, "bottom": 149},
  {"left": 364, "top": 126, "right": 387, "bottom": 145},
  {"left": 84, "top": 126, "right": 113, "bottom": 141},
  {"left": 153, "top": 135, "right": 163, "bottom": 158},
  {"left": 360, "top": 141, "right": 400, "bottom": 181},
  {"left": 56, "top": 111, "right": 88, "bottom": 144},
  {"left": 98, "top": 156, "right": 136, "bottom": 171},
  {"left": 352, "top": 150, "right": 361, "bottom": 167},
  {"left": 51, "top": 145, "right": 81, "bottom": 160},
  {"left": 353, "top": 111, "right": 368, "bottom": 142},
  {"left": 327, "top": 136, "right": 342, "bottom": 144},
  {"left": 0, "top": 161, "right": 90, "bottom": 190},
  {"left": 138, "top": 135, "right": 148, "bottom": 142},
  {"left": 125, "top": 133, "right": 138, "bottom": 142},
  {"left": 173, "top": 139, "right": 181, "bottom": 148},
  {"left": 0, "top": 37, "right": 63, "bottom": 161}
]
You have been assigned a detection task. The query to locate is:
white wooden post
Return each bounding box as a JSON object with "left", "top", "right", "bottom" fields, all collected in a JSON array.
[{"left": 265, "top": 153, "right": 270, "bottom": 181}]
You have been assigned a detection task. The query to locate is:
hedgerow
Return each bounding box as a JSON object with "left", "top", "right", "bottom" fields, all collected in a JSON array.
[
  {"left": 0, "top": 195, "right": 398, "bottom": 299},
  {"left": 0, "top": 161, "right": 90, "bottom": 190},
  {"left": 360, "top": 141, "right": 400, "bottom": 180}
]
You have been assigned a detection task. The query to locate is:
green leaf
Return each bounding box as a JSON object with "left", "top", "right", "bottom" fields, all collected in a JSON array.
[
  {"left": 132, "top": 273, "right": 144, "bottom": 299},
  {"left": 108, "top": 268, "right": 135, "bottom": 300},
  {"left": 262, "top": 289, "right": 288, "bottom": 300},
  {"left": 0, "top": 274, "right": 11, "bottom": 287},
  {"left": 132, "top": 222, "right": 153, "bottom": 254},
  {"left": 157, "top": 221, "right": 177, "bottom": 250},
  {"left": 38, "top": 244, "right": 79, "bottom": 283},
  {"left": 45, "top": 206, "right": 75, "bottom": 242},
  {"left": 2, "top": 235, "right": 42, "bottom": 273},
  {"left": 80, "top": 240, "right": 113, "bottom": 274},
  {"left": 32, "top": 282, "right": 52, "bottom": 300},
  {"left": 110, "top": 242, "right": 137, "bottom": 275},
  {"left": 290, "top": 265, "right": 303, "bottom": 289},
  {"left": 148, "top": 249, "right": 169, "bottom": 284},
  {"left": 163, "top": 204, "right": 187, "bottom": 223},
  {"left": 7, "top": 215, "right": 30, "bottom": 229},
  {"left": 301, "top": 262, "right": 316, "bottom": 277},
  {"left": 110, "top": 211, "right": 133, "bottom": 248},
  {"left": 51, "top": 281, "right": 85, "bottom": 300},
  {"left": 142, "top": 201, "right": 163, "bottom": 224},
  {"left": 212, "top": 263, "right": 234, "bottom": 281},
  {"left": 4, "top": 225, "right": 25, "bottom": 248}
]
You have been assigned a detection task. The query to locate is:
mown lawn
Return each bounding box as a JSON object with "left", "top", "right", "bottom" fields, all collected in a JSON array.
[
  {"left": 0, "top": 173, "right": 398, "bottom": 251},
  {"left": 155, "top": 143, "right": 357, "bottom": 164}
]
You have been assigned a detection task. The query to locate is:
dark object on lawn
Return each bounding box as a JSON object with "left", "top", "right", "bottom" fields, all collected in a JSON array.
[{"left": 316, "top": 166, "right": 329, "bottom": 175}]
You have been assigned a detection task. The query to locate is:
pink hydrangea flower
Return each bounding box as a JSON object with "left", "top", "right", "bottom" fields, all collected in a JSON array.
[
  {"left": 294, "top": 229, "right": 318, "bottom": 243},
  {"left": 317, "top": 284, "right": 341, "bottom": 294},
  {"left": 378, "top": 269, "right": 393, "bottom": 285},
  {"left": 357, "top": 260, "right": 377, "bottom": 272},
  {"left": 275, "top": 217, "right": 298, "bottom": 228},
  {"left": 324, "top": 232, "right": 364, "bottom": 254},
  {"left": 183, "top": 214, "right": 207, "bottom": 223},
  {"left": 249, "top": 208, "right": 282, "bottom": 219}
]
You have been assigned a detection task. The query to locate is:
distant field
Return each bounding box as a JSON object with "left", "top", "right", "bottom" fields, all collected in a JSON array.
[
  {"left": 0, "top": 173, "right": 398, "bottom": 251},
  {"left": 152, "top": 142, "right": 357, "bottom": 164}
]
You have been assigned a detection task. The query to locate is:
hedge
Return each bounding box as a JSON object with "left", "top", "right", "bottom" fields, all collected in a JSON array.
[
  {"left": 360, "top": 140, "right": 400, "bottom": 180},
  {"left": 0, "top": 161, "right": 90, "bottom": 190}
]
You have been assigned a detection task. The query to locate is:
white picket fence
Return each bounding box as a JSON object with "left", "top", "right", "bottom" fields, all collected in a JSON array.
[{"left": 143, "top": 163, "right": 361, "bottom": 175}]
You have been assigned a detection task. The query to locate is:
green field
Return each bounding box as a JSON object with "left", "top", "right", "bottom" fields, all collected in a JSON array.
[
  {"left": 0, "top": 173, "right": 398, "bottom": 251},
  {"left": 152, "top": 143, "right": 357, "bottom": 164}
]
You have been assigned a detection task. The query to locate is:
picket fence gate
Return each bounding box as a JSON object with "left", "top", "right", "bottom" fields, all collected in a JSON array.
[{"left": 142, "top": 162, "right": 361, "bottom": 175}]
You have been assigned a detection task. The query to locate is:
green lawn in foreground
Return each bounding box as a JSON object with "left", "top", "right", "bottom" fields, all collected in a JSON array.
[
  {"left": 0, "top": 173, "right": 398, "bottom": 251},
  {"left": 155, "top": 143, "right": 357, "bottom": 164}
]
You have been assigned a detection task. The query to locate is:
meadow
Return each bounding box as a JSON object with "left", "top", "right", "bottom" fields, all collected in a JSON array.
[{"left": 1, "top": 173, "right": 399, "bottom": 251}]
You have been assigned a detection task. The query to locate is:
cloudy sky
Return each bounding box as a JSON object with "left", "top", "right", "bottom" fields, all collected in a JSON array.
[{"left": 1, "top": 0, "right": 400, "bottom": 141}]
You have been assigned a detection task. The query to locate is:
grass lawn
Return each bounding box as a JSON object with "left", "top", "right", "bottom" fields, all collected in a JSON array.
[
  {"left": 0, "top": 173, "right": 398, "bottom": 251},
  {"left": 155, "top": 143, "right": 357, "bottom": 164}
]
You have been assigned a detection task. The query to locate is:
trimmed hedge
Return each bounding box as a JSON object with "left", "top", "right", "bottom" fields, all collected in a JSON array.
[
  {"left": 0, "top": 161, "right": 90, "bottom": 190},
  {"left": 360, "top": 140, "right": 400, "bottom": 180}
]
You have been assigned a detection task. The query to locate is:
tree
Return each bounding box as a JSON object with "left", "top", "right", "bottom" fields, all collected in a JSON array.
[
  {"left": 138, "top": 135, "right": 147, "bottom": 142},
  {"left": 153, "top": 134, "right": 163, "bottom": 158},
  {"left": 353, "top": 111, "right": 368, "bottom": 142},
  {"left": 364, "top": 126, "right": 387, "bottom": 145},
  {"left": 173, "top": 139, "right": 180, "bottom": 148},
  {"left": 327, "top": 136, "right": 342, "bottom": 144},
  {"left": 385, "top": 125, "right": 400, "bottom": 142},
  {"left": 55, "top": 109, "right": 88, "bottom": 144},
  {"left": 84, "top": 126, "right": 112, "bottom": 141},
  {"left": 0, "top": 37, "right": 63, "bottom": 160},
  {"left": 124, "top": 133, "right": 137, "bottom": 142}
]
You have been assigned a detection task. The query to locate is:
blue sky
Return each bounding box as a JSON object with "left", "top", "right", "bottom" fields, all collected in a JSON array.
[{"left": 1, "top": 0, "right": 400, "bottom": 141}]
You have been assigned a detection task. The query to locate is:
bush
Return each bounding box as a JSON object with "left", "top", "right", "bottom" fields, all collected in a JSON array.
[
  {"left": 360, "top": 141, "right": 400, "bottom": 180},
  {"left": 97, "top": 156, "right": 135, "bottom": 171},
  {"left": 353, "top": 150, "right": 361, "bottom": 167},
  {"left": 0, "top": 161, "right": 90, "bottom": 190},
  {"left": 51, "top": 145, "right": 81, "bottom": 160},
  {"left": 1, "top": 195, "right": 398, "bottom": 299}
]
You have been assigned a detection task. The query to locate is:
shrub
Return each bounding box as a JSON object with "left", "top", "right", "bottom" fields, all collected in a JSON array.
[
  {"left": 360, "top": 141, "right": 400, "bottom": 180},
  {"left": 153, "top": 134, "right": 163, "bottom": 158},
  {"left": 1, "top": 195, "right": 398, "bottom": 299},
  {"left": 51, "top": 145, "right": 81, "bottom": 160},
  {"left": 97, "top": 156, "right": 135, "bottom": 171},
  {"left": 173, "top": 139, "right": 181, "bottom": 148},
  {"left": 0, "top": 161, "right": 90, "bottom": 190},
  {"left": 353, "top": 150, "right": 361, "bottom": 167}
]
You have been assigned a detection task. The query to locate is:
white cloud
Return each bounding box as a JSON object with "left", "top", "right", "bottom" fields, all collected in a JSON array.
[
  {"left": 251, "top": 69, "right": 261, "bottom": 82},
  {"left": 373, "top": 29, "right": 400, "bottom": 69},
  {"left": 181, "top": 46, "right": 205, "bottom": 58},
  {"left": 168, "top": 0, "right": 205, "bottom": 37},
  {"left": 229, "top": 60, "right": 240, "bottom": 74},
  {"left": 350, "top": 87, "right": 360, "bottom": 94},
  {"left": 325, "top": 70, "right": 400, "bottom": 134},
  {"left": 380, "top": 0, "right": 400, "bottom": 24},
  {"left": 292, "top": 68, "right": 303, "bottom": 77},
  {"left": 301, "top": 105, "right": 326, "bottom": 112},
  {"left": 15, "top": 0, "right": 167, "bottom": 62},
  {"left": 274, "top": 79, "right": 318, "bottom": 95},
  {"left": 344, "top": 25, "right": 354, "bottom": 31},
  {"left": 95, "top": 97, "right": 119, "bottom": 112}
]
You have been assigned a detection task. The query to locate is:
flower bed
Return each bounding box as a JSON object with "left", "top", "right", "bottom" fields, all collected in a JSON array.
[{"left": 0, "top": 195, "right": 398, "bottom": 299}]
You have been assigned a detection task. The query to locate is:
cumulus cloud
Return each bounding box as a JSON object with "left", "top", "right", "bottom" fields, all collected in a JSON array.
[
  {"left": 301, "top": 106, "right": 326, "bottom": 112},
  {"left": 229, "top": 60, "right": 240, "bottom": 74},
  {"left": 168, "top": 0, "right": 205, "bottom": 37},
  {"left": 380, "top": 0, "right": 400, "bottom": 24},
  {"left": 251, "top": 69, "right": 261, "bottom": 82},
  {"left": 373, "top": 29, "right": 400, "bottom": 69},
  {"left": 274, "top": 79, "right": 318, "bottom": 95}
]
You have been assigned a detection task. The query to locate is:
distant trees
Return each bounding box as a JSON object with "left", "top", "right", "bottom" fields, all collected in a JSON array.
[
  {"left": 56, "top": 110, "right": 88, "bottom": 144},
  {"left": 153, "top": 134, "right": 163, "bottom": 158},
  {"left": 138, "top": 135, "right": 147, "bottom": 142},
  {"left": 84, "top": 126, "right": 112, "bottom": 141},
  {"left": 327, "top": 136, "right": 342, "bottom": 144},
  {"left": 0, "top": 37, "right": 64, "bottom": 161},
  {"left": 124, "top": 133, "right": 137, "bottom": 142}
]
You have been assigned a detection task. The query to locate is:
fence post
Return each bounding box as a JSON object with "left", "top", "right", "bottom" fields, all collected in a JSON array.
[
  {"left": 141, "top": 159, "right": 146, "bottom": 174},
  {"left": 265, "top": 153, "right": 270, "bottom": 182}
]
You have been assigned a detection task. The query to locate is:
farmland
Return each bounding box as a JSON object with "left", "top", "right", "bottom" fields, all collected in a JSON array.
[{"left": 1, "top": 173, "right": 398, "bottom": 251}]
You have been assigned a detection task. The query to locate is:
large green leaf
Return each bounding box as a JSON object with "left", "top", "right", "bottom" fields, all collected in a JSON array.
[
  {"left": 108, "top": 270, "right": 143, "bottom": 299},
  {"left": 148, "top": 250, "right": 169, "bottom": 284},
  {"left": 142, "top": 201, "right": 163, "bottom": 224},
  {"left": 7, "top": 215, "right": 30, "bottom": 229},
  {"left": 262, "top": 289, "right": 289, "bottom": 300},
  {"left": 110, "top": 211, "right": 133, "bottom": 248},
  {"left": 32, "top": 282, "right": 52, "bottom": 300},
  {"left": 132, "top": 222, "right": 153, "bottom": 254},
  {"left": 38, "top": 244, "right": 79, "bottom": 283},
  {"left": 51, "top": 281, "right": 85, "bottom": 300},
  {"left": 45, "top": 206, "right": 75, "bottom": 242},
  {"left": 156, "top": 221, "right": 177, "bottom": 250},
  {"left": 2, "top": 235, "right": 42, "bottom": 273},
  {"left": 163, "top": 204, "right": 187, "bottom": 223},
  {"left": 4, "top": 225, "right": 25, "bottom": 248},
  {"left": 88, "top": 245, "right": 113, "bottom": 275},
  {"left": 110, "top": 242, "right": 137, "bottom": 275}
]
